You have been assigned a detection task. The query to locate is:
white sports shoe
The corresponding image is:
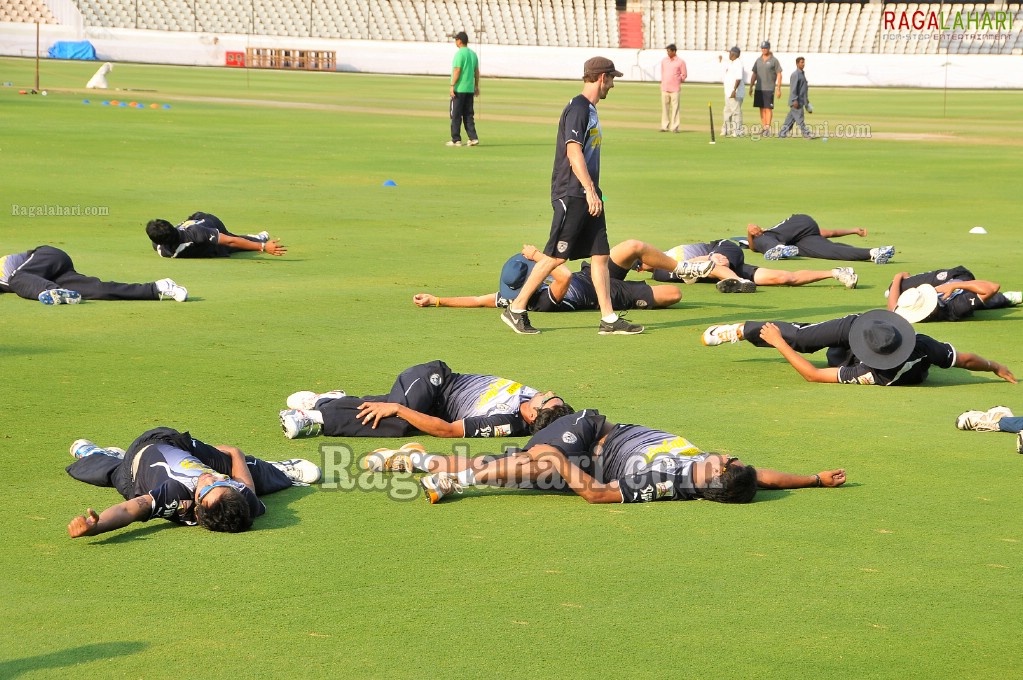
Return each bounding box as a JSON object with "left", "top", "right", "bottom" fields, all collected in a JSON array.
[
  {"left": 270, "top": 458, "right": 322, "bottom": 485},
  {"left": 1004, "top": 291, "right": 1022, "bottom": 306},
  {"left": 155, "top": 278, "right": 188, "bottom": 302},
  {"left": 1016, "top": 432, "right": 1023, "bottom": 454},
  {"left": 245, "top": 231, "right": 270, "bottom": 243},
  {"left": 870, "top": 246, "right": 895, "bottom": 265},
  {"left": 362, "top": 442, "right": 425, "bottom": 472},
  {"left": 955, "top": 406, "right": 1013, "bottom": 432},
  {"left": 832, "top": 267, "right": 859, "bottom": 289},
  {"left": 675, "top": 259, "right": 716, "bottom": 283},
  {"left": 70, "top": 439, "right": 125, "bottom": 459},
  {"left": 421, "top": 472, "right": 463, "bottom": 504},
  {"left": 286, "top": 389, "right": 347, "bottom": 411},
  {"left": 702, "top": 323, "right": 744, "bottom": 346},
  {"left": 279, "top": 409, "right": 322, "bottom": 439}
]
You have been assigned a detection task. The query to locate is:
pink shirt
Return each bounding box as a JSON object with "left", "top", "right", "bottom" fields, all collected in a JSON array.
[{"left": 660, "top": 55, "right": 687, "bottom": 93}]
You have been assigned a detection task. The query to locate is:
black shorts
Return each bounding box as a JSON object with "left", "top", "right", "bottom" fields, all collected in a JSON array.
[
  {"left": 544, "top": 196, "right": 610, "bottom": 261},
  {"left": 753, "top": 90, "right": 775, "bottom": 109},
  {"left": 578, "top": 262, "right": 655, "bottom": 310}
]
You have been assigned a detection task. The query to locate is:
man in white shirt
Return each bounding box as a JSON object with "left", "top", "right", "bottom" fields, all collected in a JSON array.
[{"left": 722, "top": 46, "right": 746, "bottom": 137}]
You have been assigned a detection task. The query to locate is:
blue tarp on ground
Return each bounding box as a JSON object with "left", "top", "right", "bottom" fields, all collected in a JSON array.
[{"left": 48, "top": 41, "right": 97, "bottom": 60}]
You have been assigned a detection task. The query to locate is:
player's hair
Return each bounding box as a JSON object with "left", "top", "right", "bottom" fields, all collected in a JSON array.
[
  {"left": 195, "top": 488, "right": 253, "bottom": 533},
  {"left": 702, "top": 464, "right": 758, "bottom": 504},
  {"left": 146, "top": 219, "right": 180, "bottom": 246},
  {"left": 530, "top": 403, "right": 575, "bottom": 433}
]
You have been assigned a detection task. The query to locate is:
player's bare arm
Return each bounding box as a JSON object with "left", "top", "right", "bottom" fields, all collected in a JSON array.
[
  {"left": 68, "top": 495, "right": 153, "bottom": 538},
  {"left": 413, "top": 293, "right": 497, "bottom": 308},
  {"left": 565, "top": 142, "right": 601, "bottom": 217},
  {"left": 216, "top": 445, "right": 256, "bottom": 492},
  {"left": 356, "top": 402, "right": 465, "bottom": 437},
  {"left": 954, "top": 353, "right": 1017, "bottom": 384},
  {"left": 756, "top": 468, "right": 846, "bottom": 489},
  {"left": 218, "top": 233, "right": 287, "bottom": 256},
  {"left": 760, "top": 322, "right": 841, "bottom": 383}
]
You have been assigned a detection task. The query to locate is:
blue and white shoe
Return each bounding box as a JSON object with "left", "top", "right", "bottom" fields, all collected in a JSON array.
[
  {"left": 246, "top": 230, "right": 270, "bottom": 243},
  {"left": 763, "top": 245, "right": 799, "bottom": 261},
  {"left": 70, "top": 439, "right": 125, "bottom": 459},
  {"left": 155, "top": 278, "right": 188, "bottom": 302},
  {"left": 280, "top": 409, "right": 322, "bottom": 439},
  {"left": 38, "top": 288, "right": 82, "bottom": 305},
  {"left": 870, "top": 246, "right": 896, "bottom": 264}
]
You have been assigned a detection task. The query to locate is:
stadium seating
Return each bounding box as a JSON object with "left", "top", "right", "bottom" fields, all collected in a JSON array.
[{"left": 8, "top": 1, "right": 1013, "bottom": 56}]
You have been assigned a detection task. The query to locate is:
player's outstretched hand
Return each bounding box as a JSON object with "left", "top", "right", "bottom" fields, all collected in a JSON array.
[
  {"left": 854, "top": 228, "right": 868, "bottom": 237},
  {"left": 357, "top": 401, "right": 400, "bottom": 428},
  {"left": 996, "top": 365, "right": 1017, "bottom": 384},
  {"left": 265, "top": 239, "right": 287, "bottom": 256},
  {"left": 413, "top": 293, "right": 436, "bottom": 307},
  {"left": 68, "top": 508, "right": 100, "bottom": 538},
  {"left": 818, "top": 469, "right": 847, "bottom": 487}
]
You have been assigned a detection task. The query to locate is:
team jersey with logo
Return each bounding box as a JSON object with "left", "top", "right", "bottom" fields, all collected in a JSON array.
[
  {"left": 551, "top": 94, "right": 602, "bottom": 202},
  {"left": 132, "top": 442, "right": 264, "bottom": 524},
  {"left": 836, "top": 335, "right": 957, "bottom": 386},
  {"left": 0, "top": 250, "right": 30, "bottom": 286},
  {"left": 442, "top": 374, "right": 539, "bottom": 438},
  {"left": 152, "top": 218, "right": 222, "bottom": 258}
]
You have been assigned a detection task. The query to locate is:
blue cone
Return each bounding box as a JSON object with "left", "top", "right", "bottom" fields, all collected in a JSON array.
[
  {"left": 83, "top": 99, "right": 90, "bottom": 104},
  {"left": 383, "top": 180, "right": 397, "bottom": 187}
]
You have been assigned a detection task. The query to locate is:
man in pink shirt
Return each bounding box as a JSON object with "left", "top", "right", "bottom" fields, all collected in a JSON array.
[{"left": 660, "top": 44, "right": 687, "bottom": 133}]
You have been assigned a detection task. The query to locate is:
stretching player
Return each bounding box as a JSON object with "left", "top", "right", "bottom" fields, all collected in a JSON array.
[
  {"left": 412, "top": 240, "right": 712, "bottom": 311},
  {"left": 886, "top": 266, "right": 1021, "bottom": 323},
  {"left": 747, "top": 215, "right": 894, "bottom": 264},
  {"left": 702, "top": 309, "right": 1016, "bottom": 386},
  {"left": 66, "top": 427, "right": 320, "bottom": 538},
  {"left": 650, "top": 238, "right": 858, "bottom": 291},
  {"left": 279, "top": 360, "right": 571, "bottom": 439},
  {"left": 146, "top": 211, "right": 287, "bottom": 258},
  {"left": 364, "top": 409, "right": 845, "bottom": 505}
]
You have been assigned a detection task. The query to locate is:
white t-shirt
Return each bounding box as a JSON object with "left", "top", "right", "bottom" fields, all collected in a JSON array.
[{"left": 723, "top": 58, "right": 746, "bottom": 100}]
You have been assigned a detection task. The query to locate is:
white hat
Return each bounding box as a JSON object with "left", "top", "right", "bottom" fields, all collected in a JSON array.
[{"left": 894, "top": 284, "right": 939, "bottom": 323}]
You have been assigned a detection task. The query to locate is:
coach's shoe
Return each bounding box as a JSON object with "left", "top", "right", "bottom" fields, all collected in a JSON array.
[
  {"left": 598, "top": 314, "right": 644, "bottom": 335},
  {"left": 675, "top": 259, "right": 716, "bottom": 283},
  {"left": 38, "top": 288, "right": 82, "bottom": 305},
  {"left": 1017, "top": 431, "right": 1023, "bottom": 454},
  {"left": 955, "top": 406, "right": 1013, "bottom": 432},
  {"left": 870, "top": 246, "right": 896, "bottom": 264},
  {"left": 362, "top": 442, "right": 425, "bottom": 473},
  {"left": 1004, "top": 291, "right": 1022, "bottom": 306},
  {"left": 421, "top": 472, "right": 463, "bottom": 504},
  {"left": 467, "top": 139, "right": 479, "bottom": 146},
  {"left": 702, "top": 323, "right": 744, "bottom": 346},
  {"left": 70, "top": 439, "right": 125, "bottom": 460},
  {"left": 286, "top": 389, "right": 347, "bottom": 411},
  {"left": 155, "top": 278, "right": 188, "bottom": 302},
  {"left": 763, "top": 245, "right": 799, "bottom": 261},
  {"left": 832, "top": 267, "right": 859, "bottom": 289},
  {"left": 445, "top": 140, "right": 462, "bottom": 147},
  {"left": 716, "top": 278, "right": 757, "bottom": 294},
  {"left": 280, "top": 409, "right": 322, "bottom": 439},
  {"left": 502, "top": 308, "right": 540, "bottom": 335},
  {"left": 270, "top": 458, "right": 322, "bottom": 485}
]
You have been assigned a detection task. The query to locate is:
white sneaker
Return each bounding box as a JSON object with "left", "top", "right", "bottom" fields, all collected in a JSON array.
[
  {"left": 155, "top": 278, "right": 188, "bottom": 302},
  {"left": 832, "top": 267, "right": 859, "bottom": 289},
  {"left": 1017, "top": 431, "right": 1023, "bottom": 454},
  {"left": 1004, "top": 291, "right": 1022, "bottom": 306},
  {"left": 286, "top": 389, "right": 346, "bottom": 410},
  {"left": 675, "top": 260, "right": 716, "bottom": 283},
  {"left": 702, "top": 323, "right": 744, "bottom": 346},
  {"left": 270, "top": 458, "right": 322, "bottom": 485},
  {"left": 421, "top": 472, "right": 462, "bottom": 504},
  {"left": 245, "top": 231, "right": 270, "bottom": 243},
  {"left": 466, "top": 139, "right": 479, "bottom": 146},
  {"left": 70, "top": 439, "right": 125, "bottom": 459},
  {"left": 955, "top": 406, "right": 1013, "bottom": 432},
  {"left": 362, "top": 442, "right": 425, "bottom": 472},
  {"left": 870, "top": 246, "right": 895, "bottom": 264},
  {"left": 279, "top": 409, "right": 322, "bottom": 439},
  {"left": 445, "top": 140, "right": 462, "bottom": 147}
]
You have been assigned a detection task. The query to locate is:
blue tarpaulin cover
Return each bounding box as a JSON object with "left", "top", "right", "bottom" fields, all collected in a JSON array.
[{"left": 48, "top": 41, "right": 97, "bottom": 60}]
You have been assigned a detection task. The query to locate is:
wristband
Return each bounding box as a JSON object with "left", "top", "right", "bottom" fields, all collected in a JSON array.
[
  {"left": 435, "top": 298, "right": 440, "bottom": 307},
  {"left": 814, "top": 474, "right": 822, "bottom": 487},
  {"left": 260, "top": 242, "right": 265, "bottom": 252}
]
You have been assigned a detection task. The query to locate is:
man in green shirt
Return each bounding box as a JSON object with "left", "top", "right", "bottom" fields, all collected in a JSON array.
[{"left": 448, "top": 31, "right": 480, "bottom": 147}]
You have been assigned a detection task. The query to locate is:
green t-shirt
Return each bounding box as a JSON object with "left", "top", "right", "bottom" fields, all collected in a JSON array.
[{"left": 452, "top": 47, "right": 478, "bottom": 93}]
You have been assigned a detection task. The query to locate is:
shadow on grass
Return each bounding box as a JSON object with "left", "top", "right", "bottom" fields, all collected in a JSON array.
[
  {"left": 86, "top": 522, "right": 178, "bottom": 545},
  {"left": 0, "top": 641, "right": 148, "bottom": 678},
  {"left": 249, "top": 484, "right": 317, "bottom": 530}
]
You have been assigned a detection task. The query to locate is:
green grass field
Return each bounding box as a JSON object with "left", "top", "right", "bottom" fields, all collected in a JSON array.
[{"left": 2, "top": 56, "right": 1021, "bottom": 678}]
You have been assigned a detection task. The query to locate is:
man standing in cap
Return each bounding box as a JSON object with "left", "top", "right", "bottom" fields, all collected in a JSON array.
[
  {"left": 887, "top": 267, "right": 1021, "bottom": 323},
  {"left": 722, "top": 47, "right": 745, "bottom": 137},
  {"left": 700, "top": 310, "right": 1016, "bottom": 386},
  {"left": 749, "top": 41, "right": 782, "bottom": 135},
  {"left": 502, "top": 57, "right": 641, "bottom": 335},
  {"left": 448, "top": 31, "right": 479, "bottom": 147},
  {"left": 659, "top": 44, "right": 687, "bottom": 133}
]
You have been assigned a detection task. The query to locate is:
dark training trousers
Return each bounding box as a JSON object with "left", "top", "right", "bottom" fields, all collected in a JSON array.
[
  {"left": 450, "top": 93, "right": 478, "bottom": 143},
  {"left": 743, "top": 314, "right": 859, "bottom": 367},
  {"left": 753, "top": 214, "right": 872, "bottom": 261},
  {"left": 4, "top": 246, "right": 158, "bottom": 301},
  {"left": 317, "top": 360, "right": 454, "bottom": 437}
]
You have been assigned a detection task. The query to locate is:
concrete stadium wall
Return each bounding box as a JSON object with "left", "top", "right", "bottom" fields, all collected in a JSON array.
[{"left": 2, "top": 22, "right": 1020, "bottom": 88}]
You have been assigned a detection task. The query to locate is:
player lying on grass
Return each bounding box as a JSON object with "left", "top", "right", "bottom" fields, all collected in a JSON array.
[
  {"left": 955, "top": 406, "right": 1023, "bottom": 454},
  {"left": 746, "top": 214, "right": 895, "bottom": 264},
  {"left": 279, "top": 359, "right": 574, "bottom": 439},
  {"left": 411, "top": 240, "right": 713, "bottom": 311},
  {"left": 886, "top": 266, "right": 1021, "bottom": 323},
  {"left": 364, "top": 409, "right": 845, "bottom": 504},
  {"left": 66, "top": 427, "right": 320, "bottom": 538},
  {"left": 702, "top": 309, "right": 1016, "bottom": 386},
  {"left": 0, "top": 245, "right": 187, "bottom": 304},
  {"left": 146, "top": 211, "right": 287, "bottom": 258},
  {"left": 650, "top": 238, "right": 858, "bottom": 292}
]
